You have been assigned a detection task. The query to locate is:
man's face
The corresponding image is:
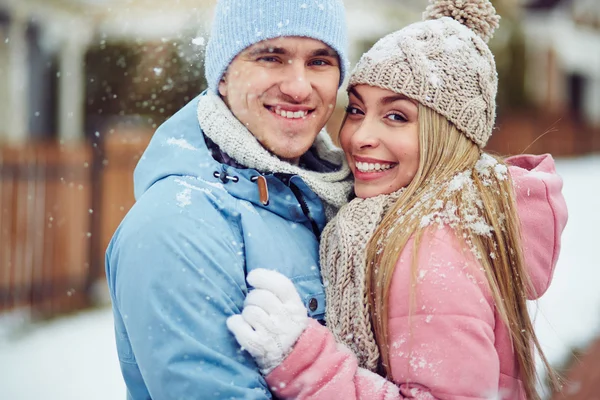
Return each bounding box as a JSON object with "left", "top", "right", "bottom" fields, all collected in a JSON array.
[{"left": 218, "top": 37, "right": 341, "bottom": 163}]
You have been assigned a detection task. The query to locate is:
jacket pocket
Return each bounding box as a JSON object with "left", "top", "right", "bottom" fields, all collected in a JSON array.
[{"left": 116, "top": 326, "right": 136, "bottom": 364}]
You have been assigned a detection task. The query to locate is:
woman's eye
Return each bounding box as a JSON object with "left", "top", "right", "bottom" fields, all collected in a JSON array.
[
  {"left": 345, "top": 106, "right": 363, "bottom": 115},
  {"left": 386, "top": 113, "right": 407, "bottom": 122}
]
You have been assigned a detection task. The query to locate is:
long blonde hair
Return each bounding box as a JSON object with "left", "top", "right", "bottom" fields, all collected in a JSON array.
[{"left": 364, "top": 104, "right": 560, "bottom": 399}]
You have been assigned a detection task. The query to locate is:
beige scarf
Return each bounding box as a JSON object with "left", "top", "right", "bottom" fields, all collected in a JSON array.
[
  {"left": 320, "top": 155, "right": 504, "bottom": 372},
  {"left": 320, "top": 188, "right": 404, "bottom": 372},
  {"left": 197, "top": 91, "right": 353, "bottom": 219}
]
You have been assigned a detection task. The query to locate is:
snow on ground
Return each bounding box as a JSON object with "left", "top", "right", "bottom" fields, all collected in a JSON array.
[
  {"left": 0, "top": 307, "right": 126, "bottom": 400},
  {"left": 0, "top": 155, "right": 598, "bottom": 400}
]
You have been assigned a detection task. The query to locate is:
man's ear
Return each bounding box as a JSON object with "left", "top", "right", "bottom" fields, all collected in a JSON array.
[{"left": 218, "top": 75, "right": 227, "bottom": 97}]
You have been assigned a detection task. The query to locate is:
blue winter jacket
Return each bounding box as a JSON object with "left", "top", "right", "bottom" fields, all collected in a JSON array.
[{"left": 106, "top": 94, "right": 343, "bottom": 399}]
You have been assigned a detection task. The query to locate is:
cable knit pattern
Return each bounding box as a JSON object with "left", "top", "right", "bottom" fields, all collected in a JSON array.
[
  {"left": 320, "top": 188, "right": 404, "bottom": 372},
  {"left": 349, "top": 0, "right": 499, "bottom": 148},
  {"left": 265, "top": 154, "right": 568, "bottom": 400},
  {"left": 320, "top": 153, "right": 508, "bottom": 373},
  {"left": 197, "top": 91, "right": 352, "bottom": 217}
]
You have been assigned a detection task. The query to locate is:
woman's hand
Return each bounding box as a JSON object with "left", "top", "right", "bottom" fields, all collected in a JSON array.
[{"left": 227, "top": 268, "right": 309, "bottom": 375}]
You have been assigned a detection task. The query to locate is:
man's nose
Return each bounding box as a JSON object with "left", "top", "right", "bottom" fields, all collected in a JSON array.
[{"left": 279, "top": 62, "right": 312, "bottom": 102}]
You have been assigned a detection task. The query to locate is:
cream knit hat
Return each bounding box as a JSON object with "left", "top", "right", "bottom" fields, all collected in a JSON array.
[{"left": 349, "top": 0, "right": 500, "bottom": 148}]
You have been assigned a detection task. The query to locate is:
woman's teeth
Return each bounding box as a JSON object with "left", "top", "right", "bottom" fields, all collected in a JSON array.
[
  {"left": 355, "top": 161, "right": 395, "bottom": 173},
  {"left": 273, "top": 108, "right": 307, "bottom": 119}
]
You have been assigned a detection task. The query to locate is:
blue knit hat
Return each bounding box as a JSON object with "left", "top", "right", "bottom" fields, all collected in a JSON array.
[{"left": 205, "top": 0, "right": 348, "bottom": 93}]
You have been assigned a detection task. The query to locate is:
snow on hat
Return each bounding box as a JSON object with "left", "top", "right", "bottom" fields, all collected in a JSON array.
[
  {"left": 204, "top": 0, "right": 348, "bottom": 93},
  {"left": 349, "top": 0, "right": 501, "bottom": 148}
]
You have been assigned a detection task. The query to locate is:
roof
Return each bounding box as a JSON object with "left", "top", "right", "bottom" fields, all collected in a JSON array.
[{"left": 526, "top": 0, "right": 570, "bottom": 10}]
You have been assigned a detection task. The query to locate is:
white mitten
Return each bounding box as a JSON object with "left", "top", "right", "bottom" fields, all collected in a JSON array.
[{"left": 226, "top": 268, "right": 309, "bottom": 375}]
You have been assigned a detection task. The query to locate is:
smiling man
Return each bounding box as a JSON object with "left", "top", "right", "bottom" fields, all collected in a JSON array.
[
  {"left": 105, "top": 0, "right": 351, "bottom": 399},
  {"left": 219, "top": 37, "right": 342, "bottom": 163}
]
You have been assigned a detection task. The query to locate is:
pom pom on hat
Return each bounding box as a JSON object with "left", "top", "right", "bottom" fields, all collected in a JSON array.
[
  {"left": 423, "top": 0, "right": 500, "bottom": 43},
  {"left": 350, "top": 0, "right": 501, "bottom": 148}
]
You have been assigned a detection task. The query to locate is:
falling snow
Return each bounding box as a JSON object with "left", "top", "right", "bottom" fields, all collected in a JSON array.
[{"left": 191, "top": 36, "right": 205, "bottom": 46}]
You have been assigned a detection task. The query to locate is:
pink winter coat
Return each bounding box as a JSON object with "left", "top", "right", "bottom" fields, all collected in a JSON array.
[{"left": 265, "top": 154, "right": 568, "bottom": 400}]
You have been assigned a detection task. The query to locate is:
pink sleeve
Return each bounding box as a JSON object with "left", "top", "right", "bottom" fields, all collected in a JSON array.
[
  {"left": 506, "top": 154, "right": 568, "bottom": 299},
  {"left": 265, "top": 227, "right": 501, "bottom": 399},
  {"left": 386, "top": 228, "right": 500, "bottom": 399},
  {"left": 266, "top": 319, "right": 401, "bottom": 400}
]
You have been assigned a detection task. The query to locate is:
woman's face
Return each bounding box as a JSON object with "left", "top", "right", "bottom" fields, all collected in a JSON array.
[{"left": 340, "top": 85, "right": 420, "bottom": 199}]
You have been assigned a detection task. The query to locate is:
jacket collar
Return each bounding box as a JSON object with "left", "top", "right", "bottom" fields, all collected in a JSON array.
[{"left": 197, "top": 91, "right": 352, "bottom": 219}]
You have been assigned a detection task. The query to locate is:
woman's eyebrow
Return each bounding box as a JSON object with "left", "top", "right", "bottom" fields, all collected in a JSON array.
[
  {"left": 348, "top": 87, "right": 363, "bottom": 102},
  {"left": 379, "top": 94, "right": 416, "bottom": 106}
]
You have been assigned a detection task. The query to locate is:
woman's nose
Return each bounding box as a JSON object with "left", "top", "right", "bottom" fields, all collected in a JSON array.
[{"left": 351, "top": 121, "right": 379, "bottom": 150}]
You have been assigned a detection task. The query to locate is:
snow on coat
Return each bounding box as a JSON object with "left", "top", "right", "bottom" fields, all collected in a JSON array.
[
  {"left": 105, "top": 92, "right": 349, "bottom": 400},
  {"left": 265, "top": 153, "right": 568, "bottom": 400}
]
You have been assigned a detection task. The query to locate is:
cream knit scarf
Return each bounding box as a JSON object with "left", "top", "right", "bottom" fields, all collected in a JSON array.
[
  {"left": 320, "top": 154, "right": 507, "bottom": 372},
  {"left": 320, "top": 188, "right": 405, "bottom": 372},
  {"left": 197, "top": 91, "right": 353, "bottom": 218}
]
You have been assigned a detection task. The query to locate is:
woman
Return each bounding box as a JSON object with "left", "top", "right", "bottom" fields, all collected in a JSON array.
[{"left": 227, "top": 0, "right": 568, "bottom": 398}]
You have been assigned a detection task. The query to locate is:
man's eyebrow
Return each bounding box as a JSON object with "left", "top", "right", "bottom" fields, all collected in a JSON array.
[
  {"left": 310, "top": 48, "right": 338, "bottom": 58},
  {"left": 246, "top": 46, "right": 287, "bottom": 57}
]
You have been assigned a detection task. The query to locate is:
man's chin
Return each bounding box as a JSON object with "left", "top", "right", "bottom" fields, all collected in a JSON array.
[{"left": 269, "top": 142, "right": 314, "bottom": 162}]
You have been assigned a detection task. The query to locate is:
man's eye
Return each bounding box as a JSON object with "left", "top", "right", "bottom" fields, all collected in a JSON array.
[
  {"left": 310, "top": 59, "right": 330, "bottom": 66},
  {"left": 258, "top": 56, "right": 279, "bottom": 63}
]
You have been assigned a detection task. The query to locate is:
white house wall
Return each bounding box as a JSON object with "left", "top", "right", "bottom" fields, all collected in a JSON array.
[{"left": 524, "top": 7, "right": 600, "bottom": 125}]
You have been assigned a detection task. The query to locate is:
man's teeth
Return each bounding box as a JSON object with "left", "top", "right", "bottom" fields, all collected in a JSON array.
[
  {"left": 273, "top": 108, "right": 307, "bottom": 119},
  {"left": 355, "top": 161, "right": 395, "bottom": 172}
]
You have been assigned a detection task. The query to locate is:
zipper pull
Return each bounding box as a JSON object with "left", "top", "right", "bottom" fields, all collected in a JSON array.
[{"left": 256, "top": 176, "right": 269, "bottom": 206}]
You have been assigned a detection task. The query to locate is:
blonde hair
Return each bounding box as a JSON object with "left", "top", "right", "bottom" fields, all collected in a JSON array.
[{"left": 364, "top": 104, "right": 560, "bottom": 399}]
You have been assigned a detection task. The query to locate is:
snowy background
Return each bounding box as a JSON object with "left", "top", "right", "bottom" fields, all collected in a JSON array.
[{"left": 0, "top": 154, "right": 598, "bottom": 400}]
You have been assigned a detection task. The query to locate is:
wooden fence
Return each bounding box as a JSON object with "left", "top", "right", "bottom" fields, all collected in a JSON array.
[
  {"left": 0, "top": 130, "right": 150, "bottom": 317},
  {"left": 487, "top": 111, "right": 600, "bottom": 157}
]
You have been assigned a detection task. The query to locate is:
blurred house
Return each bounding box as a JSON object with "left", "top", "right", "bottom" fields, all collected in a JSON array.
[
  {"left": 0, "top": 0, "right": 599, "bottom": 318},
  {"left": 0, "top": 0, "right": 427, "bottom": 318},
  {"left": 0, "top": 0, "right": 213, "bottom": 145},
  {"left": 0, "top": 0, "right": 213, "bottom": 317},
  {"left": 524, "top": 0, "right": 600, "bottom": 127}
]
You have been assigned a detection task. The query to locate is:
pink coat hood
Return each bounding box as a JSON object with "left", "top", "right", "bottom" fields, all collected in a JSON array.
[
  {"left": 265, "top": 154, "right": 568, "bottom": 400},
  {"left": 506, "top": 154, "right": 568, "bottom": 299}
]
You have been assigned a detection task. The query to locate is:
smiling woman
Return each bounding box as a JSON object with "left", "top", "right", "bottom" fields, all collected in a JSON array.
[
  {"left": 217, "top": 37, "right": 342, "bottom": 163},
  {"left": 340, "top": 85, "right": 420, "bottom": 198},
  {"left": 227, "top": 1, "right": 568, "bottom": 399}
]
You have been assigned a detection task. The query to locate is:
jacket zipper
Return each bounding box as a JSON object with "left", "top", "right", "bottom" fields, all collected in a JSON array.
[{"left": 289, "top": 182, "right": 321, "bottom": 238}]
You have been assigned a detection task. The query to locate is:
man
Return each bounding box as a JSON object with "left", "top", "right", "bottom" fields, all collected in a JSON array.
[{"left": 105, "top": 0, "right": 351, "bottom": 398}]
